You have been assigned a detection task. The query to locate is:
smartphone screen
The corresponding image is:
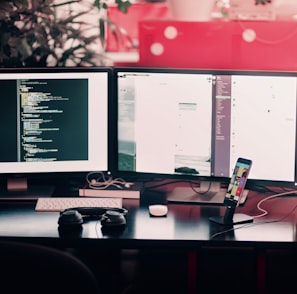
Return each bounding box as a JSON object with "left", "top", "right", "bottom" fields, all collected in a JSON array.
[{"left": 224, "top": 158, "right": 252, "bottom": 207}]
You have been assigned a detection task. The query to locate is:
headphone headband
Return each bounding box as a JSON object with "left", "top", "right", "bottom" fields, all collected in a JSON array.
[{"left": 61, "top": 207, "right": 128, "bottom": 218}]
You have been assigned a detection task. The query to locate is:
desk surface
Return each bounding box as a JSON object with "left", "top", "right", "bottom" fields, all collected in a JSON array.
[{"left": 0, "top": 188, "right": 296, "bottom": 248}]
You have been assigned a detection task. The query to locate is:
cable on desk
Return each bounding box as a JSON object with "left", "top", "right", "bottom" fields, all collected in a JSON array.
[
  {"left": 210, "top": 203, "right": 297, "bottom": 240},
  {"left": 253, "top": 189, "right": 297, "bottom": 219},
  {"left": 210, "top": 190, "right": 297, "bottom": 240},
  {"left": 144, "top": 179, "right": 201, "bottom": 191},
  {"left": 85, "top": 171, "right": 133, "bottom": 190},
  {"left": 189, "top": 181, "right": 212, "bottom": 195}
]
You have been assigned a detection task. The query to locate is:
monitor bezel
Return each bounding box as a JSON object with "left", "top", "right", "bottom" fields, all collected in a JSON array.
[
  {"left": 0, "top": 66, "right": 113, "bottom": 191},
  {"left": 111, "top": 66, "right": 297, "bottom": 190}
]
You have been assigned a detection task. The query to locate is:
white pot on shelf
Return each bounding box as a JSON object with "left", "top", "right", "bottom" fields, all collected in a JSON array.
[{"left": 167, "top": 0, "right": 215, "bottom": 21}]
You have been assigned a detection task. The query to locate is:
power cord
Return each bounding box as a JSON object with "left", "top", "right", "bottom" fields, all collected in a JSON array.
[
  {"left": 210, "top": 189, "right": 297, "bottom": 239},
  {"left": 252, "top": 189, "right": 297, "bottom": 219}
]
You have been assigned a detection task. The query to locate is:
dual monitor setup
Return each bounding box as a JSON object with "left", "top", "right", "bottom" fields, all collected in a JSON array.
[{"left": 1, "top": 66, "right": 297, "bottom": 223}]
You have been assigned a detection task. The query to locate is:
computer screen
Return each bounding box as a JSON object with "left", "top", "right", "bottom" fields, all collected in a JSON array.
[
  {"left": 0, "top": 67, "right": 111, "bottom": 197},
  {"left": 114, "top": 67, "right": 297, "bottom": 203}
]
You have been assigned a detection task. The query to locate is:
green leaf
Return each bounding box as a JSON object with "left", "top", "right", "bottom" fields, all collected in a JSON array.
[
  {"left": 99, "top": 18, "right": 105, "bottom": 46},
  {"left": 93, "top": 0, "right": 101, "bottom": 9},
  {"left": 115, "top": 0, "right": 132, "bottom": 13}
]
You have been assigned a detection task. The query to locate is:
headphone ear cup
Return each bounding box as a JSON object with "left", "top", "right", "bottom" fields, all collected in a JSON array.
[
  {"left": 58, "top": 210, "right": 84, "bottom": 229},
  {"left": 101, "top": 210, "right": 126, "bottom": 228},
  {"left": 58, "top": 207, "right": 128, "bottom": 233}
]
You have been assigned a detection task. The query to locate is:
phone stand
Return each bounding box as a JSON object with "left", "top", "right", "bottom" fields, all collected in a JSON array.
[{"left": 209, "top": 206, "right": 254, "bottom": 226}]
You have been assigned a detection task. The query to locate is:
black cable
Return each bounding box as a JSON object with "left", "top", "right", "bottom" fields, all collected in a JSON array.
[{"left": 144, "top": 179, "right": 200, "bottom": 191}]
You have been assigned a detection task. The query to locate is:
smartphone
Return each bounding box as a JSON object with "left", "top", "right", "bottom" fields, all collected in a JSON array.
[{"left": 224, "top": 157, "right": 252, "bottom": 207}]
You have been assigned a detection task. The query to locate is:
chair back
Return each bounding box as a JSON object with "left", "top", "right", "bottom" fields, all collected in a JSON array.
[{"left": 0, "top": 240, "right": 100, "bottom": 294}]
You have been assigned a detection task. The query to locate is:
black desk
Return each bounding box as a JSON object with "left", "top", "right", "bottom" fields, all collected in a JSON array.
[
  {"left": 0, "top": 190, "right": 297, "bottom": 294},
  {"left": 0, "top": 191, "right": 295, "bottom": 243}
]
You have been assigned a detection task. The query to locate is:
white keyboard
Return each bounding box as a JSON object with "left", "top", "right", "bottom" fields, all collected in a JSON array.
[{"left": 35, "top": 197, "right": 123, "bottom": 212}]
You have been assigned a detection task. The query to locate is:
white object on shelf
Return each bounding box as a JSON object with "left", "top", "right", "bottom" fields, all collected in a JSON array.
[
  {"left": 167, "top": 0, "right": 215, "bottom": 21},
  {"left": 229, "top": 0, "right": 276, "bottom": 20},
  {"left": 105, "top": 52, "right": 139, "bottom": 64}
]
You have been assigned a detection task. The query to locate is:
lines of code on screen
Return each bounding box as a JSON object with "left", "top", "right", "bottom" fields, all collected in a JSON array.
[{"left": 18, "top": 79, "right": 88, "bottom": 162}]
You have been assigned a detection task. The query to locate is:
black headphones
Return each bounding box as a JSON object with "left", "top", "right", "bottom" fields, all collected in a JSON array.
[{"left": 58, "top": 207, "right": 128, "bottom": 231}]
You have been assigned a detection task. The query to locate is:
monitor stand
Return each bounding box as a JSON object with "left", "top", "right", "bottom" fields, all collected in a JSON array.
[
  {"left": 0, "top": 177, "right": 55, "bottom": 200},
  {"left": 209, "top": 206, "right": 254, "bottom": 226},
  {"left": 166, "top": 181, "right": 249, "bottom": 205}
]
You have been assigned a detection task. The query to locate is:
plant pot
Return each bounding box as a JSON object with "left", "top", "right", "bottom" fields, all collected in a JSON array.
[{"left": 167, "top": 0, "right": 214, "bottom": 21}]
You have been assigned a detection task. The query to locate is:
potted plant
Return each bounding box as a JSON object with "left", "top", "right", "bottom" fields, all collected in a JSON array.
[{"left": 0, "top": 0, "right": 131, "bottom": 67}]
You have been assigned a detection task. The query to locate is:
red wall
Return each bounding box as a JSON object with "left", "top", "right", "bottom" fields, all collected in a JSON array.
[{"left": 137, "top": 20, "right": 297, "bottom": 70}]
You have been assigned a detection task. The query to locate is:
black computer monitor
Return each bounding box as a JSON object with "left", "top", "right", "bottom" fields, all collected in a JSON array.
[
  {"left": 113, "top": 67, "right": 297, "bottom": 204},
  {"left": 0, "top": 67, "right": 112, "bottom": 197}
]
